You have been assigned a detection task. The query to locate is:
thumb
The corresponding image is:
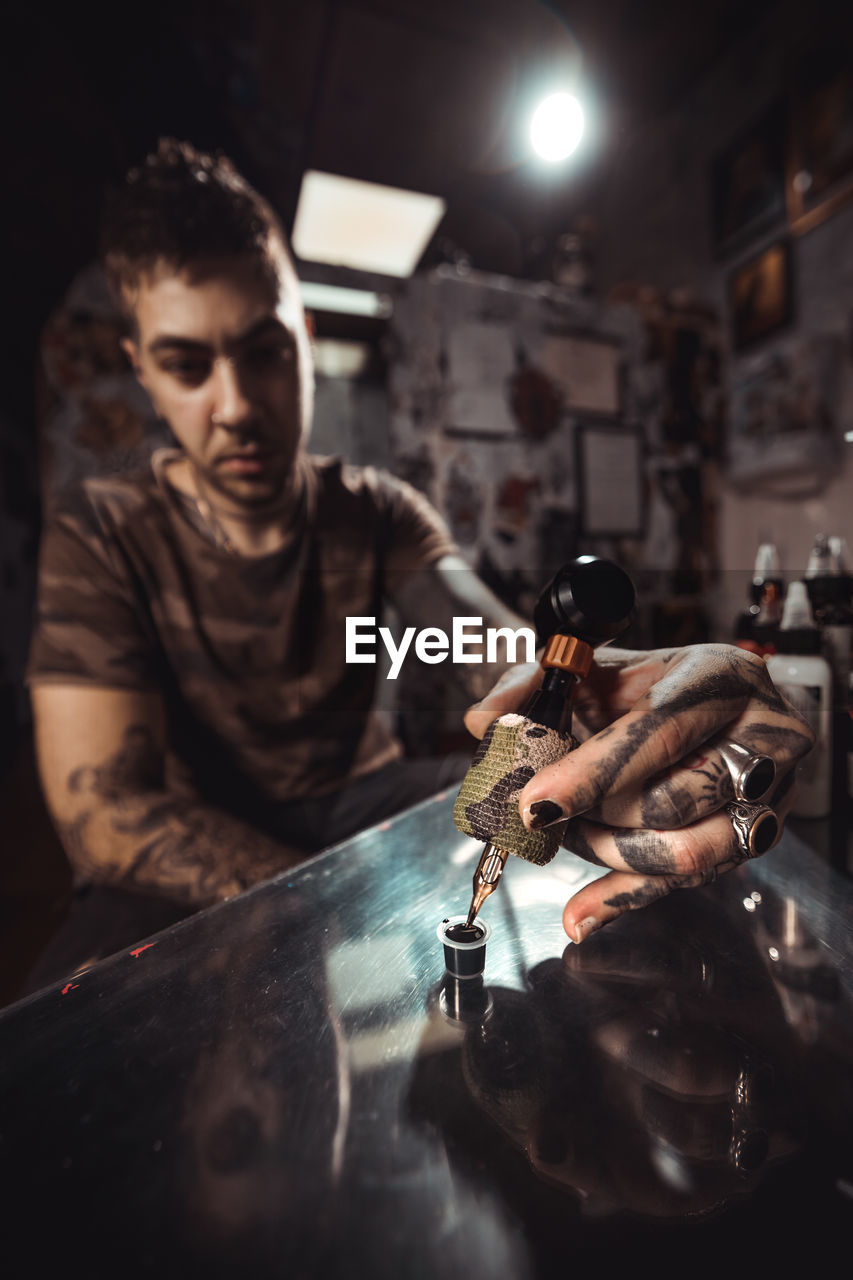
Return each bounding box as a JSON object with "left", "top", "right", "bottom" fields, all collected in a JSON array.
[{"left": 463, "top": 661, "right": 543, "bottom": 740}]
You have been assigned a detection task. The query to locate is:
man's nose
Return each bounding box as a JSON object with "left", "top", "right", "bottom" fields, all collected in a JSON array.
[{"left": 211, "top": 356, "right": 254, "bottom": 429}]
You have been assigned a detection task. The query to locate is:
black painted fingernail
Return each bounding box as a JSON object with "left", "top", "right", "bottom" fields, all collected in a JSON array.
[{"left": 525, "top": 799, "right": 567, "bottom": 829}]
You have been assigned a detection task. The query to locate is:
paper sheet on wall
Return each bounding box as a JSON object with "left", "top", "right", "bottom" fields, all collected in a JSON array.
[
  {"left": 538, "top": 335, "right": 621, "bottom": 415},
  {"left": 579, "top": 428, "right": 642, "bottom": 535},
  {"left": 446, "top": 321, "right": 516, "bottom": 434}
]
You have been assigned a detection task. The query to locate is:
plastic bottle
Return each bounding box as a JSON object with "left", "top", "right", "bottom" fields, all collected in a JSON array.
[
  {"left": 765, "top": 581, "right": 832, "bottom": 819},
  {"left": 805, "top": 533, "right": 853, "bottom": 706},
  {"left": 734, "top": 543, "right": 783, "bottom": 655},
  {"left": 805, "top": 532, "right": 833, "bottom": 580},
  {"left": 804, "top": 534, "right": 853, "bottom": 816}
]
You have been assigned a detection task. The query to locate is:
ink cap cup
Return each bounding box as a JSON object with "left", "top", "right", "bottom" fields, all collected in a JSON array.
[
  {"left": 439, "top": 974, "right": 494, "bottom": 1025},
  {"left": 438, "top": 915, "right": 491, "bottom": 979}
]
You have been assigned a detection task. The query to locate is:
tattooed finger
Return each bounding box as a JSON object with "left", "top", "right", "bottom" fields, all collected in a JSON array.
[
  {"left": 590, "top": 748, "right": 737, "bottom": 829},
  {"left": 595, "top": 730, "right": 807, "bottom": 830},
  {"left": 560, "top": 774, "right": 794, "bottom": 940},
  {"left": 562, "top": 857, "right": 744, "bottom": 944},
  {"left": 562, "top": 808, "right": 741, "bottom": 878}
]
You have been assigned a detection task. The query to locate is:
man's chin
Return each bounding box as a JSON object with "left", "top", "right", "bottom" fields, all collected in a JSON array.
[{"left": 208, "top": 465, "right": 290, "bottom": 511}]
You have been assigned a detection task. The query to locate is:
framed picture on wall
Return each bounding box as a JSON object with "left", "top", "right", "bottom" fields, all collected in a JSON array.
[
  {"left": 711, "top": 101, "right": 787, "bottom": 257},
  {"left": 536, "top": 332, "right": 623, "bottom": 418},
  {"left": 787, "top": 53, "right": 853, "bottom": 235},
  {"left": 728, "top": 238, "right": 794, "bottom": 352},
  {"left": 727, "top": 335, "right": 843, "bottom": 494},
  {"left": 576, "top": 422, "right": 645, "bottom": 538}
]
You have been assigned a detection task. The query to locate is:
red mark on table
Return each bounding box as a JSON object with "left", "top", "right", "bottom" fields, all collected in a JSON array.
[
  {"left": 61, "top": 982, "right": 79, "bottom": 995},
  {"left": 129, "top": 943, "right": 156, "bottom": 957}
]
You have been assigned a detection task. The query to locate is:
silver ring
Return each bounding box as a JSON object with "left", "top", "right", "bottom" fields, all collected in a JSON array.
[
  {"left": 716, "top": 740, "right": 776, "bottom": 802},
  {"left": 729, "top": 1126, "right": 769, "bottom": 1174},
  {"left": 726, "top": 800, "right": 779, "bottom": 859},
  {"left": 734, "top": 1059, "right": 774, "bottom": 1112}
]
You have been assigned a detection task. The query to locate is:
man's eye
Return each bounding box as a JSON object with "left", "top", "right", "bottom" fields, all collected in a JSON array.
[
  {"left": 163, "top": 360, "right": 210, "bottom": 384},
  {"left": 242, "top": 343, "right": 295, "bottom": 370}
]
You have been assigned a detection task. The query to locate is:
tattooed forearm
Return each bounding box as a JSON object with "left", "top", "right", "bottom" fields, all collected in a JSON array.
[
  {"left": 58, "top": 726, "right": 306, "bottom": 908},
  {"left": 68, "top": 725, "right": 164, "bottom": 799}
]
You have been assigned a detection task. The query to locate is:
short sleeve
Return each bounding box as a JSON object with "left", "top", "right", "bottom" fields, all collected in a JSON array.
[
  {"left": 371, "top": 470, "right": 458, "bottom": 578},
  {"left": 26, "top": 495, "right": 157, "bottom": 690}
]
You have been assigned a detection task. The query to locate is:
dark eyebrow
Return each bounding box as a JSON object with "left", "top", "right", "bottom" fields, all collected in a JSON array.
[
  {"left": 147, "top": 316, "right": 290, "bottom": 358},
  {"left": 148, "top": 335, "right": 211, "bottom": 357},
  {"left": 232, "top": 316, "right": 290, "bottom": 348}
]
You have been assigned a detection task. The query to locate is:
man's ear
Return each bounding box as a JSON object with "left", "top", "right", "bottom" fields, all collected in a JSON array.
[{"left": 120, "top": 337, "right": 144, "bottom": 381}]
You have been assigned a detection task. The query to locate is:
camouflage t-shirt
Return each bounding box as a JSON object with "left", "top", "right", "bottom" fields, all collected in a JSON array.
[{"left": 27, "top": 449, "right": 457, "bottom": 817}]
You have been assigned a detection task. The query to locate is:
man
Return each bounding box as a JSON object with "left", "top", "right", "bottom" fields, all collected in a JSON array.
[{"left": 28, "top": 140, "right": 812, "bottom": 948}]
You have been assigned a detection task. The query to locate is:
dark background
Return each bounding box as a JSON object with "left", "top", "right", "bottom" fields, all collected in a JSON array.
[{"left": 4, "top": 0, "right": 786, "bottom": 430}]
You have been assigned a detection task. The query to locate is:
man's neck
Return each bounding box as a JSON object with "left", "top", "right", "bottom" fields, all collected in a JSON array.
[{"left": 167, "top": 454, "right": 306, "bottom": 557}]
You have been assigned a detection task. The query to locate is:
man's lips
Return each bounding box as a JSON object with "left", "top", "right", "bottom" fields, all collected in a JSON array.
[{"left": 218, "top": 450, "right": 275, "bottom": 475}]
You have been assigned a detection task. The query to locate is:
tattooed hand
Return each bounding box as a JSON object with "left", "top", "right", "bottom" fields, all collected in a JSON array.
[{"left": 463, "top": 644, "right": 815, "bottom": 942}]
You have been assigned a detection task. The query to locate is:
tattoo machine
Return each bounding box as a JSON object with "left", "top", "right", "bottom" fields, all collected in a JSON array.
[{"left": 453, "top": 556, "right": 636, "bottom": 928}]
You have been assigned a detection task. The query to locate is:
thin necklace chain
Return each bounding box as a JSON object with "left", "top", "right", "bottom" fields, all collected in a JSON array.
[
  {"left": 190, "top": 462, "right": 306, "bottom": 556},
  {"left": 193, "top": 469, "right": 238, "bottom": 555}
]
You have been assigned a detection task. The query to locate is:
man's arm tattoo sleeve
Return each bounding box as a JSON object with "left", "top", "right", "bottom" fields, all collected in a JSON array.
[{"left": 58, "top": 726, "right": 304, "bottom": 908}]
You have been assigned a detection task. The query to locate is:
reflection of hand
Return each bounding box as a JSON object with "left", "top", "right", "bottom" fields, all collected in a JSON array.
[
  {"left": 460, "top": 903, "right": 801, "bottom": 1220},
  {"left": 465, "top": 645, "right": 814, "bottom": 941}
]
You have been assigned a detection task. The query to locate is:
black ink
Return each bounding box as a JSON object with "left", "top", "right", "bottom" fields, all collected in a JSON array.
[{"left": 445, "top": 922, "right": 484, "bottom": 943}]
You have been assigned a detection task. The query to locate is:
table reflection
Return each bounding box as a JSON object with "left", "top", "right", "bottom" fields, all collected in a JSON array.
[
  {"left": 415, "top": 889, "right": 807, "bottom": 1224},
  {"left": 1, "top": 795, "right": 851, "bottom": 1276}
]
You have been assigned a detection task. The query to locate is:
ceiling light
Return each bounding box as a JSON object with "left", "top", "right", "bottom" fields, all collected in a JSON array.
[
  {"left": 530, "top": 92, "right": 584, "bottom": 162},
  {"left": 299, "top": 281, "right": 392, "bottom": 317},
  {"left": 312, "top": 339, "right": 372, "bottom": 379},
  {"left": 292, "top": 170, "right": 446, "bottom": 277}
]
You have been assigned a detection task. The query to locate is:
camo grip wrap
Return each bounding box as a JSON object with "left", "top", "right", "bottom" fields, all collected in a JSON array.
[{"left": 453, "top": 712, "right": 577, "bottom": 865}]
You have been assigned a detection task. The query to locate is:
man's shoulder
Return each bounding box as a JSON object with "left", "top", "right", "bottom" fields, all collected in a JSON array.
[
  {"left": 49, "top": 461, "right": 165, "bottom": 541},
  {"left": 304, "top": 454, "right": 454, "bottom": 566},
  {"left": 307, "top": 454, "right": 424, "bottom": 510},
  {"left": 308, "top": 453, "right": 378, "bottom": 492}
]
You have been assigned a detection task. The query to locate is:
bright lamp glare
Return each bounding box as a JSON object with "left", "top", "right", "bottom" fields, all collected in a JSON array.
[{"left": 530, "top": 93, "right": 584, "bottom": 162}]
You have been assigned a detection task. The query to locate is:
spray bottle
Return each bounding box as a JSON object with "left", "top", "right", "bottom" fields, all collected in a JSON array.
[
  {"left": 734, "top": 542, "right": 784, "bottom": 656},
  {"left": 765, "top": 581, "right": 832, "bottom": 819},
  {"left": 804, "top": 533, "right": 853, "bottom": 816}
]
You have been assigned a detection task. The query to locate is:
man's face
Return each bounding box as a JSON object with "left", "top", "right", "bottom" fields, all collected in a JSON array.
[{"left": 124, "top": 256, "right": 313, "bottom": 512}]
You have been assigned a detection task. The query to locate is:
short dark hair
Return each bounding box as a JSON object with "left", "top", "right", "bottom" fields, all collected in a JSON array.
[{"left": 101, "top": 138, "right": 294, "bottom": 318}]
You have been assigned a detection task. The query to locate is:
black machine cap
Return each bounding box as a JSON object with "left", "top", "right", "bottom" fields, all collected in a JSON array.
[
  {"left": 533, "top": 556, "right": 636, "bottom": 647},
  {"left": 774, "top": 627, "right": 822, "bottom": 655}
]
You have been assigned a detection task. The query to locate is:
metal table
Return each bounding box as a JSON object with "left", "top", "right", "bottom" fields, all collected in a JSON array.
[{"left": 2, "top": 791, "right": 852, "bottom": 1276}]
